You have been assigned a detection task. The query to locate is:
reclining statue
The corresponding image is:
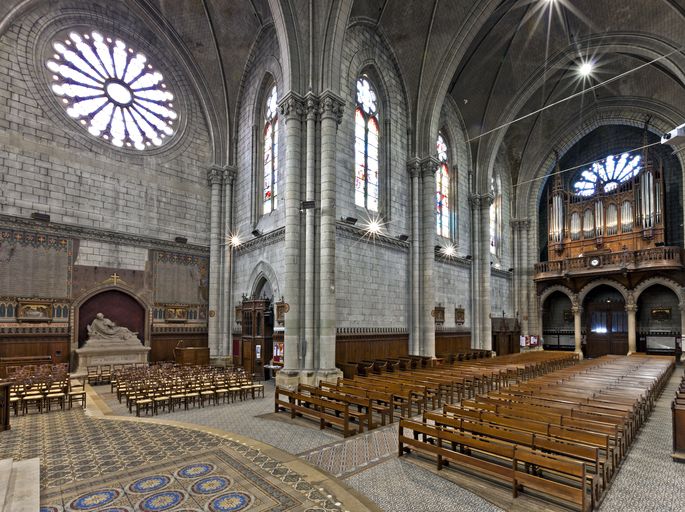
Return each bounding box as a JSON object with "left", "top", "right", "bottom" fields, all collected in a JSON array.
[{"left": 85, "top": 313, "right": 141, "bottom": 345}]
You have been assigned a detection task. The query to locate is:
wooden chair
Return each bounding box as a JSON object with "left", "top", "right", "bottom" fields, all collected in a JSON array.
[
  {"left": 45, "top": 379, "right": 67, "bottom": 412},
  {"left": 99, "top": 364, "right": 112, "bottom": 384},
  {"left": 87, "top": 366, "right": 100, "bottom": 385},
  {"left": 68, "top": 376, "right": 87, "bottom": 409}
]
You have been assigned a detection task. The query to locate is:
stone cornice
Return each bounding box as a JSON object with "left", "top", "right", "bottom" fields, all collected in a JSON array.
[
  {"left": 491, "top": 267, "right": 514, "bottom": 279},
  {"left": 234, "top": 226, "right": 285, "bottom": 254},
  {"left": 434, "top": 251, "right": 472, "bottom": 268},
  {"left": 319, "top": 90, "right": 345, "bottom": 124},
  {"left": 0, "top": 214, "right": 209, "bottom": 255},
  {"left": 336, "top": 221, "right": 409, "bottom": 251},
  {"left": 279, "top": 92, "right": 305, "bottom": 119}
]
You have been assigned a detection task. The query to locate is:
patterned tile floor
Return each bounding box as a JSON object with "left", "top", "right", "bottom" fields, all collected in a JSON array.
[{"left": 5, "top": 367, "right": 685, "bottom": 512}]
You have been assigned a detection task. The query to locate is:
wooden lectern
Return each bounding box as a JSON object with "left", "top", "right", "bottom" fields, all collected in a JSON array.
[{"left": 174, "top": 346, "right": 210, "bottom": 366}]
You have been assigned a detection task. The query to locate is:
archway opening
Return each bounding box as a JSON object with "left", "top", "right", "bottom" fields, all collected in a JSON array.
[
  {"left": 541, "top": 291, "right": 575, "bottom": 351},
  {"left": 78, "top": 290, "right": 145, "bottom": 347},
  {"left": 583, "top": 285, "right": 626, "bottom": 357},
  {"left": 637, "top": 284, "right": 681, "bottom": 354}
]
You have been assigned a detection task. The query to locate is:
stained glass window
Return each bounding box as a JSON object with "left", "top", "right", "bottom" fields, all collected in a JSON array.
[
  {"left": 263, "top": 86, "right": 279, "bottom": 214},
  {"left": 46, "top": 30, "right": 177, "bottom": 150},
  {"left": 573, "top": 153, "right": 641, "bottom": 196},
  {"left": 355, "top": 76, "right": 379, "bottom": 212},
  {"left": 436, "top": 133, "right": 450, "bottom": 237}
]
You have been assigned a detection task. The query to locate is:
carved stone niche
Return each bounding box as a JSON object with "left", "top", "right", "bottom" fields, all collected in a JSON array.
[
  {"left": 16, "top": 299, "right": 53, "bottom": 323},
  {"left": 275, "top": 297, "right": 289, "bottom": 327},
  {"left": 432, "top": 305, "right": 445, "bottom": 326}
]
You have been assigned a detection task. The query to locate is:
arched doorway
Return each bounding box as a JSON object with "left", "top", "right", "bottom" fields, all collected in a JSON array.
[
  {"left": 78, "top": 289, "right": 146, "bottom": 348},
  {"left": 637, "top": 284, "right": 681, "bottom": 354},
  {"left": 583, "top": 285, "right": 627, "bottom": 357},
  {"left": 541, "top": 291, "right": 575, "bottom": 351}
]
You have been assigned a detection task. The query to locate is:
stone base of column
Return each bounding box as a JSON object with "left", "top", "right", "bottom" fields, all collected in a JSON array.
[
  {"left": 574, "top": 350, "right": 584, "bottom": 360},
  {"left": 210, "top": 356, "right": 232, "bottom": 367},
  {"left": 316, "top": 368, "right": 343, "bottom": 386},
  {"left": 275, "top": 370, "right": 301, "bottom": 390}
]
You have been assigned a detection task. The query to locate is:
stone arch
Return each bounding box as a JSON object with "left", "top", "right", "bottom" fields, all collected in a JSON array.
[
  {"left": 267, "top": 0, "right": 303, "bottom": 94},
  {"left": 71, "top": 285, "right": 152, "bottom": 352},
  {"left": 540, "top": 285, "right": 576, "bottom": 308},
  {"left": 633, "top": 277, "right": 685, "bottom": 305},
  {"left": 247, "top": 261, "right": 281, "bottom": 300},
  {"left": 578, "top": 279, "right": 630, "bottom": 306}
]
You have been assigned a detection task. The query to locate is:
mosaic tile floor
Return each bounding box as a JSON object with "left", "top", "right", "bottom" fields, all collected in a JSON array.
[{"left": 41, "top": 445, "right": 347, "bottom": 512}]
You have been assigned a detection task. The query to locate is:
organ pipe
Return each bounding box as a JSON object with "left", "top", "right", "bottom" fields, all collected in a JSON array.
[
  {"left": 621, "top": 200, "right": 633, "bottom": 232},
  {"left": 570, "top": 212, "right": 581, "bottom": 240},
  {"left": 595, "top": 200, "right": 604, "bottom": 237},
  {"left": 606, "top": 203, "right": 618, "bottom": 235},
  {"left": 641, "top": 170, "right": 654, "bottom": 229}
]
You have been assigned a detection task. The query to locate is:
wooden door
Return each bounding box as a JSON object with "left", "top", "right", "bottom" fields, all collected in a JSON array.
[
  {"left": 241, "top": 340, "right": 253, "bottom": 374},
  {"left": 586, "top": 305, "right": 628, "bottom": 357}
]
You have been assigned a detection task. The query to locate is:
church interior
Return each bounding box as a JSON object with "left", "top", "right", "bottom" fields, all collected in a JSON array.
[{"left": 2, "top": 0, "right": 685, "bottom": 510}]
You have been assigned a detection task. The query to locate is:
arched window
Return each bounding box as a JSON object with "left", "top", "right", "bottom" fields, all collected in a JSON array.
[
  {"left": 436, "top": 133, "right": 450, "bottom": 237},
  {"left": 490, "top": 175, "right": 501, "bottom": 255},
  {"left": 263, "top": 85, "right": 279, "bottom": 214},
  {"left": 573, "top": 153, "right": 641, "bottom": 196},
  {"left": 355, "top": 76, "right": 379, "bottom": 212}
]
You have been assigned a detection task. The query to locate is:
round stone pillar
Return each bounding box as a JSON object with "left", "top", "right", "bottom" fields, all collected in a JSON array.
[{"left": 207, "top": 166, "right": 225, "bottom": 357}]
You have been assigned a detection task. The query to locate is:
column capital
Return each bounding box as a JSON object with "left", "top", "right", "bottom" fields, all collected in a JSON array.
[
  {"left": 510, "top": 218, "right": 531, "bottom": 230},
  {"left": 625, "top": 303, "right": 638, "bottom": 313},
  {"left": 407, "top": 157, "right": 421, "bottom": 179},
  {"left": 419, "top": 155, "right": 440, "bottom": 176},
  {"left": 319, "top": 90, "right": 345, "bottom": 124},
  {"left": 279, "top": 92, "right": 305, "bottom": 120},
  {"left": 571, "top": 305, "right": 582, "bottom": 315},
  {"left": 469, "top": 193, "right": 494, "bottom": 209},
  {"left": 224, "top": 165, "right": 238, "bottom": 184},
  {"left": 207, "top": 165, "right": 225, "bottom": 186},
  {"left": 304, "top": 92, "right": 319, "bottom": 121}
]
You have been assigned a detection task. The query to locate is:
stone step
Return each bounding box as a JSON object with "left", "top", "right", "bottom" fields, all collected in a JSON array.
[
  {"left": 0, "top": 458, "right": 13, "bottom": 512},
  {"left": 5, "top": 458, "right": 39, "bottom": 512}
]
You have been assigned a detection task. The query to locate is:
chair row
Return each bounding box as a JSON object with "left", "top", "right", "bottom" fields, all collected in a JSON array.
[{"left": 9, "top": 375, "right": 86, "bottom": 415}]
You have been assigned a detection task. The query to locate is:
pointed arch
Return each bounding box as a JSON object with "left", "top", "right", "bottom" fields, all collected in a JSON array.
[
  {"left": 578, "top": 279, "right": 630, "bottom": 306},
  {"left": 634, "top": 277, "right": 685, "bottom": 305}
]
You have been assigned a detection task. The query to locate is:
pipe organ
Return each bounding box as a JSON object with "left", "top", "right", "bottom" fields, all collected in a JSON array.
[{"left": 547, "top": 148, "right": 664, "bottom": 261}]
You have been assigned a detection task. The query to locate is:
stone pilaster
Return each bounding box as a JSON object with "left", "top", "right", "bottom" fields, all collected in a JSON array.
[
  {"left": 207, "top": 165, "right": 225, "bottom": 357},
  {"left": 469, "top": 194, "right": 481, "bottom": 348},
  {"left": 318, "top": 91, "right": 344, "bottom": 376},
  {"left": 511, "top": 218, "right": 531, "bottom": 335},
  {"left": 420, "top": 156, "right": 439, "bottom": 358},
  {"left": 221, "top": 166, "right": 237, "bottom": 357},
  {"left": 408, "top": 158, "right": 421, "bottom": 356},
  {"left": 304, "top": 93, "right": 318, "bottom": 371},
  {"left": 278, "top": 92, "right": 304, "bottom": 376}
]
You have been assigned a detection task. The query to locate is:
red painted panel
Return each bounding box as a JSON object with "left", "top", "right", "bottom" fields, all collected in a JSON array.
[{"left": 78, "top": 290, "right": 145, "bottom": 347}]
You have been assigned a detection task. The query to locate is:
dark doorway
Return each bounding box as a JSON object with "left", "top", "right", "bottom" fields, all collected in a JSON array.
[{"left": 584, "top": 285, "right": 627, "bottom": 357}]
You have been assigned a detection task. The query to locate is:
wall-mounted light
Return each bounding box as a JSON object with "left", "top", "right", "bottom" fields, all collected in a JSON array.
[
  {"left": 252, "top": 229, "right": 263, "bottom": 237},
  {"left": 300, "top": 200, "right": 316, "bottom": 210},
  {"left": 398, "top": 234, "right": 409, "bottom": 242},
  {"left": 465, "top": 255, "right": 472, "bottom": 260},
  {"left": 342, "top": 216, "right": 358, "bottom": 225},
  {"left": 174, "top": 236, "right": 188, "bottom": 244}
]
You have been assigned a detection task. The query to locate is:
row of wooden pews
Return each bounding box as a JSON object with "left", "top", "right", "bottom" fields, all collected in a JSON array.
[
  {"left": 399, "top": 354, "right": 673, "bottom": 511},
  {"left": 275, "top": 351, "right": 578, "bottom": 437},
  {"left": 673, "top": 370, "right": 685, "bottom": 461}
]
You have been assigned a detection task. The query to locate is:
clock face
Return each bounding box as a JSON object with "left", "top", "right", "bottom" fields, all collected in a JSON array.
[{"left": 590, "top": 258, "right": 600, "bottom": 267}]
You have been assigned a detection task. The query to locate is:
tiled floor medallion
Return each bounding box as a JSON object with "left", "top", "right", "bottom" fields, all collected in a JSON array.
[
  {"left": 208, "top": 491, "right": 254, "bottom": 512},
  {"left": 137, "top": 490, "right": 188, "bottom": 511},
  {"left": 176, "top": 463, "right": 216, "bottom": 479},
  {"left": 127, "top": 475, "right": 171, "bottom": 493},
  {"left": 190, "top": 476, "right": 231, "bottom": 494},
  {"left": 68, "top": 488, "right": 121, "bottom": 510}
]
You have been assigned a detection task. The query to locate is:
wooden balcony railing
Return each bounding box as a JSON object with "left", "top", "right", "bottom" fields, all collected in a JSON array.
[{"left": 534, "top": 246, "right": 684, "bottom": 280}]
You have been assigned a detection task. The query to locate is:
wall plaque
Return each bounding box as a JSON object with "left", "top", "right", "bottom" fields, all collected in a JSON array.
[{"left": 16, "top": 300, "right": 53, "bottom": 322}]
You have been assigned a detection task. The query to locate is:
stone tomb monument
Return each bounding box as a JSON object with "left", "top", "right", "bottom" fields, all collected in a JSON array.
[{"left": 75, "top": 313, "right": 150, "bottom": 374}]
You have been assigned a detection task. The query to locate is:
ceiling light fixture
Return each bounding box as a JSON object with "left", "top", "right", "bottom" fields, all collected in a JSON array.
[{"left": 579, "top": 61, "right": 594, "bottom": 77}]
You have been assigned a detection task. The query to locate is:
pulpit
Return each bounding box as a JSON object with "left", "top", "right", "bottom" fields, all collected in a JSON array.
[
  {"left": 239, "top": 298, "right": 273, "bottom": 378},
  {"left": 174, "top": 347, "right": 210, "bottom": 366}
]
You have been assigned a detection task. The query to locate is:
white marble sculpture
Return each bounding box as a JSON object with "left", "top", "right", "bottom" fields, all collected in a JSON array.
[{"left": 84, "top": 313, "right": 141, "bottom": 346}]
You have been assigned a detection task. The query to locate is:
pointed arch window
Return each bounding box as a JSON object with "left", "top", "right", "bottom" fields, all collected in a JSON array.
[
  {"left": 436, "top": 133, "right": 450, "bottom": 237},
  {"left": 263, "top": 85, "right": 279, "bottom": 214},
  {"left": 490, "top": 175, "right": 501, "bottom": 255},
  {"left": 355, "top": 76, "right": 379, "bottom": 212}
]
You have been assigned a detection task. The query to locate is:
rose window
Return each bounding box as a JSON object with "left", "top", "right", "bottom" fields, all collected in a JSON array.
[{"left": 46, "top": 30, "right": 177, "bottom": 150}]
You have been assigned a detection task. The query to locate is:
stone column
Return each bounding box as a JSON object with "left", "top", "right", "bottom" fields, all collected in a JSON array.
[
  {"left": 520, "top": 219, "right": 530, "bottom": 335},
  {"left": 318, "top": 91, "right": 344, "bottom": 375},
  {"left": 626, "top": 302, "right": 637, "bottom": 355},
  {"left": 408, "top": 158, "right": 421, "bottom": 355},
  {"left": 680, "top": 303, "right": 685, "bottom": 345},
  {"left": 278, "top": 93, "right": 304, "bottom": 375},
  {"left": 420, "top": 157, "right": 439, "bottom": 358},
  {"left": 304, "top": 93, "right": 318, "bottom": 371},
  {"left": 469, "top": 194, "right": 481, "bottom": 348},
  {"left": 479, "top": 194, "right": 494, "bottom": 351},
  {"left": 207, "top": 165, "right": 225, "bottom": 357},
  {"left": 573, "top": 303, "right": 583, "bottom": 358},
  {"left": 221, "top": 166, "right": 237, "bottom": 357}
]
